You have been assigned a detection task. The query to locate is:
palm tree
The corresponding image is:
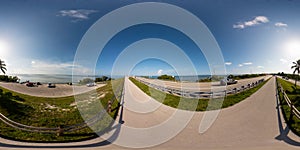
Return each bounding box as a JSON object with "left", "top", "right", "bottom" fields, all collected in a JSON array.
[
  {"left": 0, "top": 59, "right": 6, "bottom": 74},
  {"left": 291, "top": 59, "right": 300, "bottom": 87}
]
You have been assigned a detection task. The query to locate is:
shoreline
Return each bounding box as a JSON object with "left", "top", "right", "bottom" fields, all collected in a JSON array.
[{"left": 0, "top": 82, "right": 105, "bottom": 98}]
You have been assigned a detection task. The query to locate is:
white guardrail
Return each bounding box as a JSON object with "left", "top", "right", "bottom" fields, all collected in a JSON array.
[
  {"left": 0, "top": 80, "right": 125, "bottom": 135},
  {"left": 277, "top": 80, "right": 300, "bottom": 120},
  {"left": 134, "top": 77, "right": 265, "bottom": 99}
]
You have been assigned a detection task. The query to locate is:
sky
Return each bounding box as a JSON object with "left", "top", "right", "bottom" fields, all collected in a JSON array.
[{"left": 0, "top": 0, "right": 300, "bottom": 76}]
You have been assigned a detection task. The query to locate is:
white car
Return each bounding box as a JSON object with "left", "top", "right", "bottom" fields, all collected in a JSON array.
[
  {"left": 220, "top": 77, "right": 238, "bottom": 85},
  {"left": 86, "top": 82, "right": 96, "bottom": 87}
]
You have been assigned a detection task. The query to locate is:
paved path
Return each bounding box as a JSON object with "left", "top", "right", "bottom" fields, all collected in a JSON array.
[{"left": 0, "top": 77, "right": 299, "bottom": 149}]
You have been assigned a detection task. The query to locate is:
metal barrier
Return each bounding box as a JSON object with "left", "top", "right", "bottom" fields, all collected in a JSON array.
[
  {"left": 277, "top": 80, "right": 300, "bottom": 120},
  {"left": 0, "top": 79, "right": 125, "bottom": 135},
  {"left": 134, "top": 77, "right": 265, "bottom": 99}
]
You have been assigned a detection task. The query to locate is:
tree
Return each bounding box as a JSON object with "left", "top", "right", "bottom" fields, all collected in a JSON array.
[
  {"left": 157, "top": 74, "right": 175, "bottom": 81},
  {"left": 0, "top": 59, "right": 6, "bottom": 74},
  {"left": 291, "top": 59, "right": 300, "bottom": 88}
]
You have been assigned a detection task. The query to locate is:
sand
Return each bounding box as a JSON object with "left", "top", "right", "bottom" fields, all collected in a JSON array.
[{"left": 0, "top": 82, "right": 106, "bottom": 98}]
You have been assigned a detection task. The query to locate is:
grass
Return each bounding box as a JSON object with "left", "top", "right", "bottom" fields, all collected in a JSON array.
[
  {"left": 0, "top": 78, "right": 123, "bottom": 142},
  {"left": 276, "top": 78, "right": 300, "bottom": 135},
  {"left": 129, "top": 77, "right": 269, "bottom": 111}
]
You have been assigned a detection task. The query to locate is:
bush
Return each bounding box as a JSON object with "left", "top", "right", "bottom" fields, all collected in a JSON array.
[
  {"left": 231, "top": 74, "right": 266, "bottom": 80},
  {"left": 79, "top": 78, "right": 94, "bottom": 85},
  {"left": 0, "top": 75, "right": 19, "bottom": 82},
  {"left": 157, "top": 74, "right": 175, "bottom": 81},
  {"left": 95, "top": 76, "right": 110, "bottom": 82}
]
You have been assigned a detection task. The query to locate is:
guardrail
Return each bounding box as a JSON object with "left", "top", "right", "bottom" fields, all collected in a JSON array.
[
  {"left": 134, "top": 77, "right": 265, "bottom": 99},
  {"left": 277, "top": 80, "right": 300, "bottom": 120},
  {"left": 0, "top": 79, "right": 125, "bottom": 136}
]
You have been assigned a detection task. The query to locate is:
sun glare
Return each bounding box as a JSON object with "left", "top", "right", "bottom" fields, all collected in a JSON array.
[
  {"left": 0, "top": 40, "right": 8, "bottom": 56},
  {"left": 285, "top": 40, "right": 300, "bottom": 57}
]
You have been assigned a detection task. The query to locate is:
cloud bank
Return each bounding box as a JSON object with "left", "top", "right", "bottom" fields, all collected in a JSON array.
[
  {"left": 58, "top": 9, "right": 98, "bottom": 22},
  {"left": 233, "top": 16, "right": 269, "bottom": 29}
]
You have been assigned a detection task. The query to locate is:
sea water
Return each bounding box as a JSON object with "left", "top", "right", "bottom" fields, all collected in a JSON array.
[{"left": 9, "top": 74, "right": 118, "bottom": 84}]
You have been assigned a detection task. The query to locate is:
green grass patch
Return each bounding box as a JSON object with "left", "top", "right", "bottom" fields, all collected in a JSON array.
[
  {"left": 0, "top": 79, "right": 123, "bottom": 142},
  {"left": 129, "top": 77, "right": 269, "bottom": 111},
  {"left": 277, "top": 78, "right": 300, "bottom": 135}
]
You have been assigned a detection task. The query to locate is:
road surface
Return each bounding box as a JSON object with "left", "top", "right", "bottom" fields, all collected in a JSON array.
[
  {"left": 135, "top": 75, "right": 271, "bottom": 92},
  {"left": 0, "top": 77, "right": 299, "bottom": 149},
  {"left": 278, "top": 76, "right": 300, "bottom": 86},
  {"left": 0, "top": 82, "right": 105, "bottom": 97}
]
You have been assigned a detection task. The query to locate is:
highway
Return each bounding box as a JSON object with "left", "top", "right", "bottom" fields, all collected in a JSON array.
[{"left": 134, "top": 76, "right": 271, "bottom": 98}]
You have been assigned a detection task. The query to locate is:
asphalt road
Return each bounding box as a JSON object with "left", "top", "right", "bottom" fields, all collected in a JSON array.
[
  {"left": 278, "top": 76, "right": 300, "bottom": 86},
  {"left": 135, "top": 75, "right": 271, "bottom": 92},
  {"left": 0, "top": 77, "right": 299, "bottom": 149}
]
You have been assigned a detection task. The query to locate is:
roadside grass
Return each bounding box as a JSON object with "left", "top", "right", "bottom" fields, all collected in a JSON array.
[
  {"left": 277, "top": 78, "right": 300, "bottom": 135},
  {"left": 0, "top": 79, "right": 123, "bottom": 142},
  {"left": 129, "top": 77, "right": 269, "bottom": 111}
]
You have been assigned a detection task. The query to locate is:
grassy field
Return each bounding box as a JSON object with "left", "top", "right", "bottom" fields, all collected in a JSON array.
[
  {"left": 129, "top": 77, "right": 269, "bottom": 111},
  {"left": 0, "top": 79, "right": 123, "bottom": 142},
  {"left": 276, "top": 78, "right": 300, "bottom": 135}
]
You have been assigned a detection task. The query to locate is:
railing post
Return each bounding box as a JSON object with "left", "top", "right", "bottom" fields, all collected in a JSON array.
[
  {"left": 57, "top": 125, "right": 64, "bottom": 136},
  {"left": 107, "top": 100, "right": 112, "bottom": 113},
  {"left": 289, "top": 103, "right": 294, "bottom": 123}
]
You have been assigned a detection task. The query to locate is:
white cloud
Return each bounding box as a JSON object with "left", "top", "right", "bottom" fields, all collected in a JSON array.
[
  {"left": 238, "top": 64, "right": 243, "bottom": 67},
  {"left": 58, "top": 9, "right": 98, "bottom": 22},
  {"left": 275, "top": 22, "right": 288, "bottom": 27},
  {"left": 225, "top": 62, "right": 232, "bottom": 66},
  {"left": 157, "top": 69, "right": 163, "bottom": 75},
  {"left": 233, "top": 16, "right": 269, "bottom": 29},
  {"left": 280, "top": 58, "right": 288, "bottom": 64},
  {"left": 233, "top": 24, "right": 245, "bottom": 29},
  {"left": 257, "top": 66, "right": 264, "bottom": 69},
  {"left": 243, "top": 62, "right": 253, "bottom": 65}
]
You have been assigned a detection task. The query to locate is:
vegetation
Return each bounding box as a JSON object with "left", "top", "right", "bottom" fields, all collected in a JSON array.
[
  {"left": 95, "top": 76, "right": 111, "bottom": 82},
  {"left": 0, "top": 59, "right": 6, "bottom": 74},
  {"left": 0, "top": 75, "right": 19, "bottom": 82},
  {"left": 197, "top": 74, "right": 266, "bottom": 82},
  {"left": 197, "top": 75, "right": 224, "bottom": 82},
  {"left": 140, "top": 76, "right": 150, "bottom": 79},
  {"left": 0, "top": 79, "right": 123, "bottom": 142},
  {"left": 230, "top": 74, "right": 266, "bottom": 80},
  {"left": 129, "top": 77, "right": 269, "bottom": 111},
  {"left": 198, "top": 78, "right": 213, "bottom": 82},
  {"left": 291, "top": 59, "right": 300, "bottom": 88},
  {"left": 157, "top": 74, "right": 175, "bottom": 81},
  {"left": 79, "top": 78, "right": 94, "bottom": 85},
  {"left": 277, "top": 72, "right": 299, "bottom": 81},
  {"left": 277, "top": 78, "right": 300, "bottom": 135}
]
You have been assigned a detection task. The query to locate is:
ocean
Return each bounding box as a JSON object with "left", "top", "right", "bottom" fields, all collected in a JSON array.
[
  {"left": 147, "top": 75, "right": 213, "bottom": 82},
  {"left": 9, "top": 74, "right": 119, "bottom": 84},
  {"left": 9, "top": 74, "right": 220, "bottom": 84}
]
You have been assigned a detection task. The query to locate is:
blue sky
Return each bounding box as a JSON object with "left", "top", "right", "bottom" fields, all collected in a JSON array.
[{"left": 0, "top": 0, "right": 300, "bottom": 76}]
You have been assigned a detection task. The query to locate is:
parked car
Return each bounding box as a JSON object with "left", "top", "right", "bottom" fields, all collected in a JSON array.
[
  {"left": 220, "top": 77, "right": 238, "bottom": 85},
  {"left": 48, "top": 83, "right": 56, "bottom": 88},
  {"left": 283, "top": 76, "right": 289, "bottom": 80},
  {"left": 86, "top": 82, "right": 96, "bottom": 87},
  {"left": 26, "top": 82, "right": 34, "bottom": 87}
]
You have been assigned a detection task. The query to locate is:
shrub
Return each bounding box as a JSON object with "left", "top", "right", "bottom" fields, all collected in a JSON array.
[
  {"left": 157, "top": 74, "right": 175, "bottom": 81},
  {"left": 0, "top": 75, "right": 19, "bottom": 82},
  {"left": 79, "top": 78, "right": 94, "bottom": 85},
  {"left": 95, "top": 76, "right": 109, "bottom": 82}
]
